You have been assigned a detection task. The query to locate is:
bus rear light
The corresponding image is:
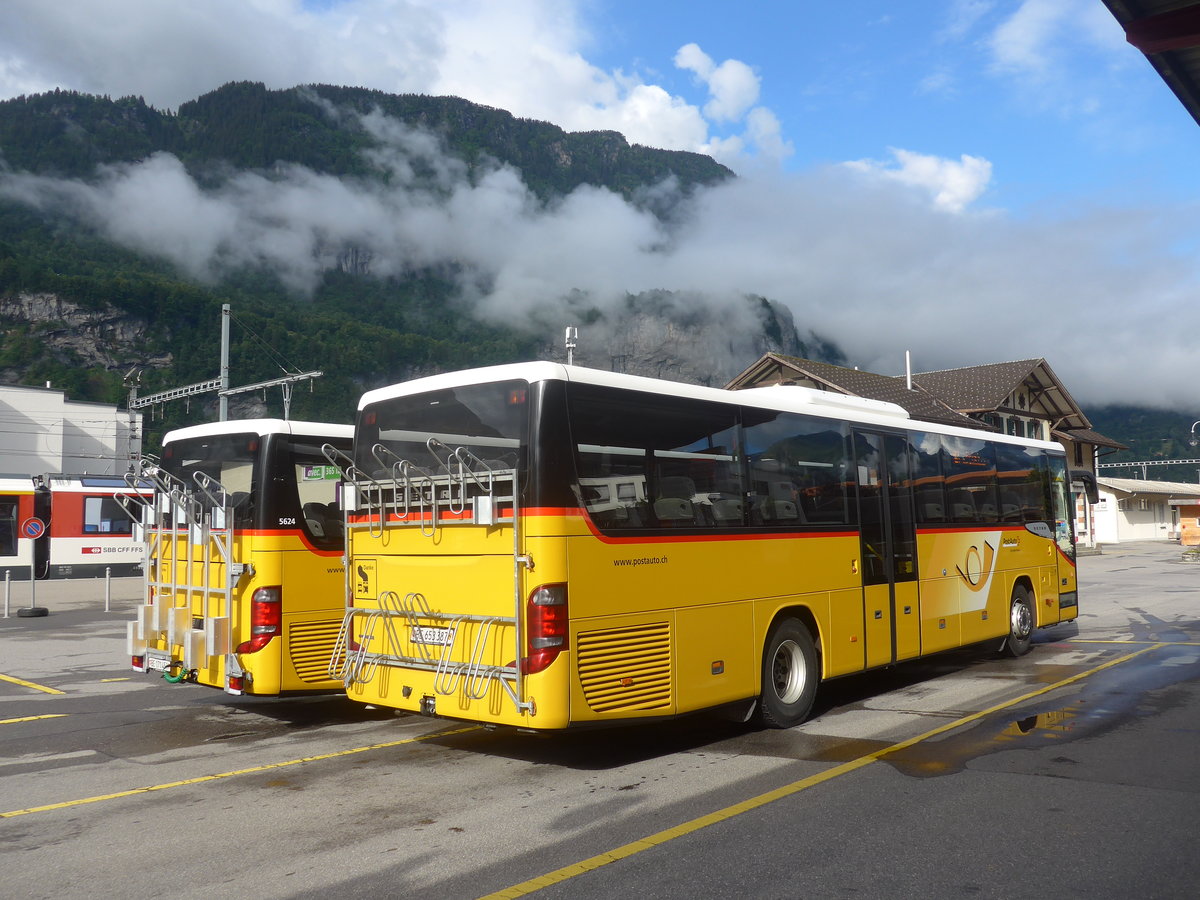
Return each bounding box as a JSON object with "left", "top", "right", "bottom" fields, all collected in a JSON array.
[
  {"left": 523, "top": 583, "right": 568, "bottom": 675},
  {"left": 131, "top": 654, "right": 146, "bottom": 672},
  {"left": 227, "top": 675, "right": 245, "bottom": 694},
  {"left": 235, "top": 586, "right": 282, "bottom": 654}
]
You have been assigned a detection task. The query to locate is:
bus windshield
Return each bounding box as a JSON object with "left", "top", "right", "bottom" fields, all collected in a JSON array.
[{"left": 356, "top": 380, "right": 528, "bottom": 479}]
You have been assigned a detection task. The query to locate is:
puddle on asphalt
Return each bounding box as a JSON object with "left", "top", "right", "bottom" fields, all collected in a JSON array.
[{"left": 875, "top": 645, "right": 1200, "bottom": 778}]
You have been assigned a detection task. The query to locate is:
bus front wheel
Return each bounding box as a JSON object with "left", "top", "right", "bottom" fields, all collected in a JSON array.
[
  {"left": 1001, "top": 585, "right": 1035, "bottom": 658},
  {"left": 758, "top": 618, "right": 818, "bottom": 728}
]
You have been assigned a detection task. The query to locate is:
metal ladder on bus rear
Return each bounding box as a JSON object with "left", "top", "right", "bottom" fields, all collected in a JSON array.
[
  {"left": 121, "top": 459, "right": 248, "bottom": 690},
  {"left": 322, "top": 441, "right": 533, "bottom": 715}
]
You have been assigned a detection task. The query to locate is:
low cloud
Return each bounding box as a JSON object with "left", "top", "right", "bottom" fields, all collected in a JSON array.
[{"left": 2, "top": 105, "right": 1196, "bottom": 410}]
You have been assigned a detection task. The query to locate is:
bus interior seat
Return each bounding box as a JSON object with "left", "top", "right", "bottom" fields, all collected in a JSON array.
[
  {"left": 757, "top": 481, "right": 800, "bottom": 522},
  {"left": 303, "top": 502, "right": 328, "bottom": 538},
  {"left": 949, "top": 490, "right": 977, "bottom": 521},
  {"left": 654, "top": 476, "right": 697, "bottom": 523},
  {"left": 708, "top": 476, "right": 743, "bottom": 525},
  {"left": 302, "top": 501, "right": 343, "bottom": 539},
  {"left": 710, "top": 497, "right": 743, "bottom": 524}
]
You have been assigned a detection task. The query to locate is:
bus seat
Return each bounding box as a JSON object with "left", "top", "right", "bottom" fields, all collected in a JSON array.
[
  {"left": 710, "top": 497, "right": 743, "bottom": 525},
  {"left": 757, "top": 496, "right": 799, "bottom": 523},
  {"left": 303, "top": 502, "right": 328, "bottom": 538},
  {"left": 923, "top": 502, "right": 945, "bottom": 520},
  {"left": 652, "top": 475, "right": 693, "bottom": 523},
  {"left": 654, "top": 496, "right": 694, "bottom": 522},
  {"left": 949, "top": 490, "right": 976, "bottom": 521}
]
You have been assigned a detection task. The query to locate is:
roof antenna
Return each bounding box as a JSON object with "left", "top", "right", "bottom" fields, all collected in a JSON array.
[{"left": 565, "top": 326, "right": 579, "bottom": 366}]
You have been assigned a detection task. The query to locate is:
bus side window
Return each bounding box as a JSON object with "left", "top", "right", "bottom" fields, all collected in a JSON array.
[
  {"left": 995, "top": 443, "right": 1049, "bottom": 522},
  {"left": 568, "top": 385, "right": 741, "bottom": 531},
  {"left": 942, "top": 437, "right": 998, "bottom": 525},
  {"left": 742, "top": 411, "right": 850, "bottom": 526},
  {"left": 911, "top": 432, "right": 946, "bottom": 523}
]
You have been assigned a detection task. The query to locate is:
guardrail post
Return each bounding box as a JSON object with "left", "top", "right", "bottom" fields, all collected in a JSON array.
[
  {"left": 105, "top": 567, "right": 112, "bottom": 613},
  {"left": 3, "top": 569, "right": 8, "bottom": 617}
]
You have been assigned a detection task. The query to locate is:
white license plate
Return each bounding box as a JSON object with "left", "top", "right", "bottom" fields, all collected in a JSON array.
[
  {"left": 146, "top": 653, "right": 172, "bottom": 673},
  {"left": 410, "top": 626, "right": 455, "bottom": 646}
]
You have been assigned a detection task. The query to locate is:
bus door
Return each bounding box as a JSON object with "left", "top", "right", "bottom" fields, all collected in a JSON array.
[{"left": 853, "top": 430, "right": 920, "bottom": 666}]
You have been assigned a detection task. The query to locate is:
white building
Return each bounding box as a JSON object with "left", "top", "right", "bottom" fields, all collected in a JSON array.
[
  {"left": 0, "top": 384, "right": 141, "bottom": 477},
  {"left": 1094, "top": 477, "right": 1200, "bottom": 544}
]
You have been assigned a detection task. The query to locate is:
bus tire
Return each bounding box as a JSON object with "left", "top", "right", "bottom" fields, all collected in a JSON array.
[
  {"left": 758, "top": 617, "right": 818, "bottom": 728},
  {"left": 1001, "top": 585, "right": 1035, "bottom": 658}
]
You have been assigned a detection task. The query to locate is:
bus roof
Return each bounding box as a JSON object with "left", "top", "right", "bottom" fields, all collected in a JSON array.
[
  {"left": 357, "top": 362, "right": 1064, "bottom": 453},
  {"left": 162, "top": 418, "right": 354, "bottom": 445}
]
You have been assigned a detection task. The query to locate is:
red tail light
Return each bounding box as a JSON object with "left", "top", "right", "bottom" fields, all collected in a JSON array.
[
  {"left": 523, "top": 583, "right": 568, "bottom": 674},
  {"left": 235, "top": 586, "right": 282, "bottom": 654}
]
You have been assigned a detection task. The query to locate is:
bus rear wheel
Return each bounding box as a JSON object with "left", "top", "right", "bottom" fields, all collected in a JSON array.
[
  {"left": 758, "top": 618, "right": 818, "bottom": 728},
  {"left": 1001, "top": 585, "right": 1035, "bottom": 657}
]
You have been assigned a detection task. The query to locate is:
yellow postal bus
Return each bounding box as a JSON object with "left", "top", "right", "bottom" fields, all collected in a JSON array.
[
  {"left": 333, "top": 363, "right": 1077, "bottom": 728},
  {"left": 127, "top": 419, "right": 352, "bottom": 695}
]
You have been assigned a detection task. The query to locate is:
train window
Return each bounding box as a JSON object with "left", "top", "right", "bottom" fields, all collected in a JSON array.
[
  {"left": 83, "top": 496, "right": 133, "bottom": 534},
  {"left": 0, "top": 499, "right": 16, "bottom": 556}
]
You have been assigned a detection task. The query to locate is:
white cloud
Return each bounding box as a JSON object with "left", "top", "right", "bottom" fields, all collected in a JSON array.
[
  {"left": 2, "top": 107, "right": 1195, "bottom": 408},
  {"left": 985, "top": 0, "right": 1131, "bottom": 97},
  {"left": 845, "top": 148, "right": 993, "bottom": 213},
  {"left": 988, "top": 0, "right": 1067, "bottom": 79},
  {"left": 939, "top": 0, "right": 994, "bottom": 42},
  {"left": 674, "top": 43, "right": 759, "bottom": 123},
  {"left": 673, "top": 42, "right": 786, "bottom": 164}
]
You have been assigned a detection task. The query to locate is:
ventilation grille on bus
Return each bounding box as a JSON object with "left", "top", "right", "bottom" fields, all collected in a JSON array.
[
  {"left": 577, "top": 621, "right": 672, "bottom": 713},
  {"left": 288, "top": 620, "right": 343, "bottom": 684}
]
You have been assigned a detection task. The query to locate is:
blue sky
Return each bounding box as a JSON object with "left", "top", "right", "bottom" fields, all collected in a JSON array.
[
  {"left": 0, "top": 1, "right": 1197, "bottom": 407},
  {"left": 582, "top": 1, "right": 1195, "bottom": 210}
]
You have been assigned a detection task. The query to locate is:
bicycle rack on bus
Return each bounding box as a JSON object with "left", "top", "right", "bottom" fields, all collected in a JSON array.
[
  {"left": 124, "top": 459, "right": 247, "bottom": 691},
  {"left": 328, "top": 443, "right": 533, "bottom": 716}
]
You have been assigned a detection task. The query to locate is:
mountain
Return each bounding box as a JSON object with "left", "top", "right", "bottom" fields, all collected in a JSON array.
[
  {"left": 0, "top": 82, "right": 838, "bottom": 446},
  {"left": 1086, "top": 405, "right": 1200, "bottom": 482}
]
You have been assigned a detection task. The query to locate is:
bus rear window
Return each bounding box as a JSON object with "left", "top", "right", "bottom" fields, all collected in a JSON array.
[
  {"left": 357, "top": 380, "right": 527, "bottom": 479},
  {"left": 161, "top": 433, "right": 258, "bottom": 523}
]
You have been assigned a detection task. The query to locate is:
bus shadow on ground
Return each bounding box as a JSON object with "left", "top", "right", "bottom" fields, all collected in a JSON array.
[{"left": 423, "top": 642, "right": 1037, "bottom": 770}]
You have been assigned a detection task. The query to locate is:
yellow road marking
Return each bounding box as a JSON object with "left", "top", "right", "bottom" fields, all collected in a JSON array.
[
  {"left": 0, "top": 724, "right": 479, "bottom": 818},
  {"left": 0, "top": 714, "right": 68, "bottom": 725},
  {"left": 0, "top": 673, "right": 65, "bottom": 695},
  {"left": 481, "top": 643, "right": 1163, "bottom": 899},
  {"left": 1070, "top": 638, "right": 1200, "bottom": 646},
  {"left": 99, "top": 678, "right": 130, "bottom": 683}
]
